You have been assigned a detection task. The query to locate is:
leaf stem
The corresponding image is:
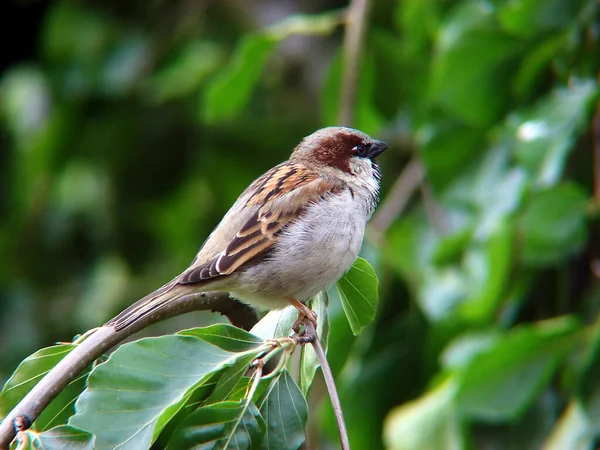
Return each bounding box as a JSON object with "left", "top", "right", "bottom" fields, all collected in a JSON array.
[{"left": 304, "top": 318, "right": 350, "bottom": 450}]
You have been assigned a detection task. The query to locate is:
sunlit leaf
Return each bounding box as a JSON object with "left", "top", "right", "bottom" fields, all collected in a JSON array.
[
  {"left": 336, "top": 257, "right": 379, "bottom": 335},
  {"left": 266, "top": 10, "right": 343, "bottom": 40},
  {"left": 69, "top": 332, "right": 267, "bottom": 450},
  {"left": 179, "top": 324, "right": 264, "bottom": 353},
  {"left": 384, "top": 380, "right": 464, "bottom": 450},
  {"left": 251, "top": 306, "right": 298, "bottom": 341},
  {"left": 510, "top": 79, "right": 598, "bottom": 187},
  {"left": 203, "top": 33, "right": 277, "bottom": 123},
  {"left": 441, "top": 331, "right": 499, "bottom": 370},
  {"left": 418, "top": 266, "right": 469, "bottom": 322}
]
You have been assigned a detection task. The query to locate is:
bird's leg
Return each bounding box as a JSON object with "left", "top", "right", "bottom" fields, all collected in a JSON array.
[{"left": 288, "top": 298, "right": 318, "bottom": 334}]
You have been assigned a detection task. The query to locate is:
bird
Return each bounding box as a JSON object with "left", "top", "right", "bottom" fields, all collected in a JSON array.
[{"left": 107, "top": 126, "right": 388, "bottom": 333}]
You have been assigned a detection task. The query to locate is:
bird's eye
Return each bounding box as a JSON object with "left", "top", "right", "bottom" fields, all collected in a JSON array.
[{"left": 352, "top": 144, "right": 370, "bottom": 157}]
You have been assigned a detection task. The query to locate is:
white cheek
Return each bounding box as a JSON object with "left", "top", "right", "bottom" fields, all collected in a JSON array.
[{"left": 349, "top": 157, "right": 373, "bottom": 176}]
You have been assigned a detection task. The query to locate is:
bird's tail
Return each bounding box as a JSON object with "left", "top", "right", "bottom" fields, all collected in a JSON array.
[{"left": 106, "top": 279, "right": 186, "bottom": 331}]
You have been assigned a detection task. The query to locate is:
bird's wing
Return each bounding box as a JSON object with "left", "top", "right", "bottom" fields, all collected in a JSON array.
[
  {"left": 179, "top": 162, "right": 340, "bottom": 284},
  {"left": 107, "top": 162, "right": 342, "bottom": 331}
]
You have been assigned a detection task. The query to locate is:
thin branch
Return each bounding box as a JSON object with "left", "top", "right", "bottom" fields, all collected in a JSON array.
[
  {"left": 304, "top": 318, "right": 350, "bottom": 450},
  {"left": 0, "top": 292, "right": 259, "bottom": 449},
  {"left": 367, "top": 159, "right": 424, "bottom": 244},
  {"left": 337, "top": 0, "right": 372, "bottom": 126}
]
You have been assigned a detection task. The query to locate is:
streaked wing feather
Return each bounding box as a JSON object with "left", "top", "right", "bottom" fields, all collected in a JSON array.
[
  {"left": 179, "top": 163, "right": 335, "bottom": 285},
  {"left": 108, "top": 162, "right": 341, "bottom": 331}
]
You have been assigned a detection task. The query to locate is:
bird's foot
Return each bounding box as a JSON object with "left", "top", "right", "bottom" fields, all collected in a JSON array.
[
  {"left": 288, "top": 298, "right": 318, "bottom": 334},
  {"left": 291, "top": 330, "right": 315, "bottom": 345}
]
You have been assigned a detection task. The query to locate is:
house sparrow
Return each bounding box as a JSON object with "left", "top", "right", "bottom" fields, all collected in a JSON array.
[{"left": 108, "top": 126, "right": 388, "bottom": 332}]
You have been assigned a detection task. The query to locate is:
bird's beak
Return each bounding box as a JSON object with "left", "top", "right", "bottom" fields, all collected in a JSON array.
[{"left": 367, "top": 140, "right": 389, "bottom": 159}]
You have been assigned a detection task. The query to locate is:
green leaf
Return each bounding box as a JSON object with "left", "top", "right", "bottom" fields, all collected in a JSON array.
[
  {"left": 69, "top": 332, "right": 266, "bottom": 450},
  {"left": 429, "top": 1, "right": 523, "bottom": 125},
  {"left": 510, "top": 79, "right": 599, "bottom": 187},
  {"left": 43, "top": 2, "right": 115, "bottom": 63},
  {"left": 437, "top": 133, "right": 524, "bottom": 220},
  {"left": 166, "top": 401, "right": 265, "bottom": 450},
  {"left": 455, "top": 317, "right": 580, "bottom": 421},
  {"left": 299, "top": 291, "right": 330, "bottom": 395},
  {"left": 251, "top": 306, "right": 298, "bottom": 341},
  {"left": 498, "top": 0, "right": 588, "bottom": 37},
  {"left": 384, "top": 380, "right": 464, "bottom": 450},
  {"left": 203, "top": 33, "right": 277, "bottom": 123},
  {"left": 9, "top": 425, "right": 94, "bottom": 450},
  {"left": 518, "top": 183, "right": 588, "bottom": 266},
  {"left": 418, "top": 266, "right": 469, "bottom": 322},
  {"left": 441, "top": 331, "right": 499, "bottom": 370},
  {"left": 258, "top": 370, "right": 307, "bottom": 450},
  {"left": 179, "top": 324, "right": 264, "bottom": 353},
  {"left": 147, "top": 40, "right": 223, "bottom": 103},
  {"left": 457, "top": 224, "right": 515, "bottom": 322},
  {"left": 0, "top": 344, "right": 91, "bottom": 431},
  {"left": 202, "top": 9, "right": 343, "bottom": 123},
  {"left": 336, "top": 257, "right": 379, "bottom": 335}
]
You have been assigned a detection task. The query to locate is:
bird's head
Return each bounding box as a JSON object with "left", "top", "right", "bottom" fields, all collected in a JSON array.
[{"left": 290, "top": 127, "right": 389, "bottom": 174}]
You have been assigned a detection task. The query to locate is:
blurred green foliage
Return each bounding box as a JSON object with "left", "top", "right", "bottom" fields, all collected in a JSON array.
[{"left": 1, "top": 0, "right": 600, "bottom": 448}]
